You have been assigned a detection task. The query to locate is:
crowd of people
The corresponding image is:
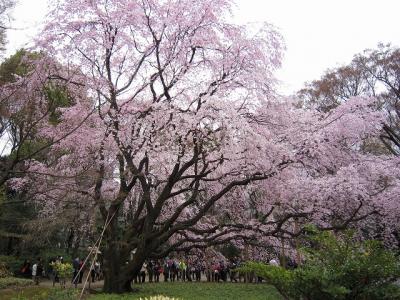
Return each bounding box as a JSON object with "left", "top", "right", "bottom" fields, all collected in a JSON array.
[
  {"left": 19, "top": 255, "right": 102, "bottom": 287},
  {"left": 19, "top": 255, "right": 288, "bottom": 286},
  {"left": 133, "top": 257, "right": 260, "bottom": 284},
  {"left": 20, "top": 258, "right": 44, "bottom": 285},
  {"left": 71, "top": 257, "right": 102, "bottom": 287}
]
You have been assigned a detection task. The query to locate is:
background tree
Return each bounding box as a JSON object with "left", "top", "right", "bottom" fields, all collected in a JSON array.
[
  {"left": 0, "top": 49, "right": 92, "bottom": 187},
  {"left": 0, "top": 0, "right": 15, "bottom": 54},
  {"left": 296, "top": 44, "right": 400, "bottom": 251},
  {"left": 0, "top": 50, "right": 93, "bottom": 257},
  {"left": 298, "top": 44, "right": 400, "bottom": 155}
]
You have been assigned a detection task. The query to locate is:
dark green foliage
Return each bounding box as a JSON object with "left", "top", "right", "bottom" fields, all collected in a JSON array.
[
  {"left": 241, "top": 230, "right": 400, "bottom": 300},
  {"left": 0, "top": 277, "right": 33, "bottom": 289},
  {"left": 0, "top": 49, "right": 39, "bottom": 84},
  {"left": 44, "top": 84, "right": 73, "bottom": 125},
  {"left": 0, "top": 256, "right": 26, "bottom": 276},
  {"left": 0, "top": 262, "right": 12, "bottom": 278},
  {"left": 239, "top": 262, "right": 294, "bottom": 299},
  {"left": 7, "top": 139, "right": 49, "bottom": 162},
  {"left": 299, "top": 231, "right": 400, "bottom": 299},
  {"left": 219, "top": 243, "right": 241, "bottom": 260},
  {"left": 0, "top": 186, "right": 38, "bottom": 257},
  {"left": 0, "top": 49, "right": 73, "bottom": 127}
]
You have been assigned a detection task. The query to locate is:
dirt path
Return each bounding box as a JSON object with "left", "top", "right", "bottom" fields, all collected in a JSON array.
[{"left": 38, "top": 279, "right": 104, "bottom": 289}]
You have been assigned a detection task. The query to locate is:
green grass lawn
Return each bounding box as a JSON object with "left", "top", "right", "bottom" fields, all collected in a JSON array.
[
  {"left": 0, "top": 282, "right": 282, "bottom": 300},
  {"left": 89, "top": 282, "right": 283, "bottom": 300},
  {"left": 0, "top": 285, "right": 80, "bottom": 300},
  {"left": 0, "top": 286, "right": 50, "bottom": 300}
]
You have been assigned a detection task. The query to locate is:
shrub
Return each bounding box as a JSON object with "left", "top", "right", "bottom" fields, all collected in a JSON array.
[
  {"left": 50, "top": 261, "right": 73, "bottom": 288},
  {"left": 0, "top": 277, "right": 33, "bottom": 289},
  {"left": 0, "top": 256, "right": 25, "bottom": 276},
  {"left": 0, "top": 261, "right": 13, "bottom": 278},
  {"left": 49, "top": 261, "right": 73, "bottom": 279},
  {"left": 241, "top": 230, "right": 400, "bottom": 300},
  {"left": 239, "top": 262, "right": 294, "bottom": 299}
]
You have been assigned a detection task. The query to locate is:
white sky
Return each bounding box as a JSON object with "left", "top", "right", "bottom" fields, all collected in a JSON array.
[{"left": 5, "top": 0, "right": 400, "bottom": 95}]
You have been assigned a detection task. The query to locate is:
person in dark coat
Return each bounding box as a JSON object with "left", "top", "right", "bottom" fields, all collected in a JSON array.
[{"left": 72, "top": 257, "right": 80, "bottom": 287}]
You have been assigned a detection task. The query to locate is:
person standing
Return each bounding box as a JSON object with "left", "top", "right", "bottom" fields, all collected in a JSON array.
[
  {"left": 229, "top": 260, "right": 238, "bottom": 282},
  {"left": 178, "top": 260, "right": 185, "bottom": 282},
  {"left": 72, "top": 257, "right": 80, "bottom": 287},
  {"left": 78, "top": 259, "right": 85, "bottom": 284},
  {"left": 220, "top": 261, "right": 227, "bottom": 282},
  {"left": 169, "top": 259, "right": 176, "bottom": 282},
  {"left": 269, "top": 258, "right": 279, "bottom": 267},
  {"left": 195, "top": 262, "right": 202, "bottom": 281},
  {"left": 147, "top": 260, "right": 154, "bottom": 283},
  {"left": 163, "top": 258, "right": 169, "bottom": 282},
  {"left": 48, "top": 258, "right": 56, "bottom": 286},
  {"left": 90, "top": 265, "right": 96, "bottom": 283},
  {"left": 32, "top": 261, "right": 38, "bottom": 285},
  {"left": 94, "top": 261, "right": 101, "bottom": 280},
  {"left": 37, "top": 258, "right": 43, "bottom": 280},
  {"left": 205, "top": 261, "right": 212, "bottom": 282},
  {"left": 140, "top": 262, "right": 147, "bottom": 283},
  {"left": 153, "top": 260, "right": 161, "bottom": 283},
  {"left": 20, "top": 260, "right": 31, "bottom": 278},
  {"left": 213, "top": 261, "right": 221, "bottom": 282},
  {"left": 32, "top": 258, "right": 42, "bottom": 285}
]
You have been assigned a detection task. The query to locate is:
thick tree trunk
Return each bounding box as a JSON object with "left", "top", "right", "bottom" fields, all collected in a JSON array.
[
  {"left": 100, "top": 204, "right": 133, "bottom": 294},
  {"left": 280, "top": 237, "right": 286, "bottom": 268},
  {"left": 102, "top": 241, "right": 152, "bottom": 293},
  {"left": 100, "top": 205, "right": 151, "bottom": 293},
  {"left": 102, "top": 246, "right": 133, "bottom": 293},
  {"left": 71, "top": 240, "right": 80, "bottom": 260},
  {"left": 103, "top": 272, "right": 132, "bottom": 294},
  {"left": 66, "top": 228, "right": 74, "bottom": 255}
]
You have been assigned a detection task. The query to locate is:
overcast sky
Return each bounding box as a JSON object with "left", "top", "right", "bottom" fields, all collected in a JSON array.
[{"left": 5, "top": 0, "right": 400, "bottom": 95}]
